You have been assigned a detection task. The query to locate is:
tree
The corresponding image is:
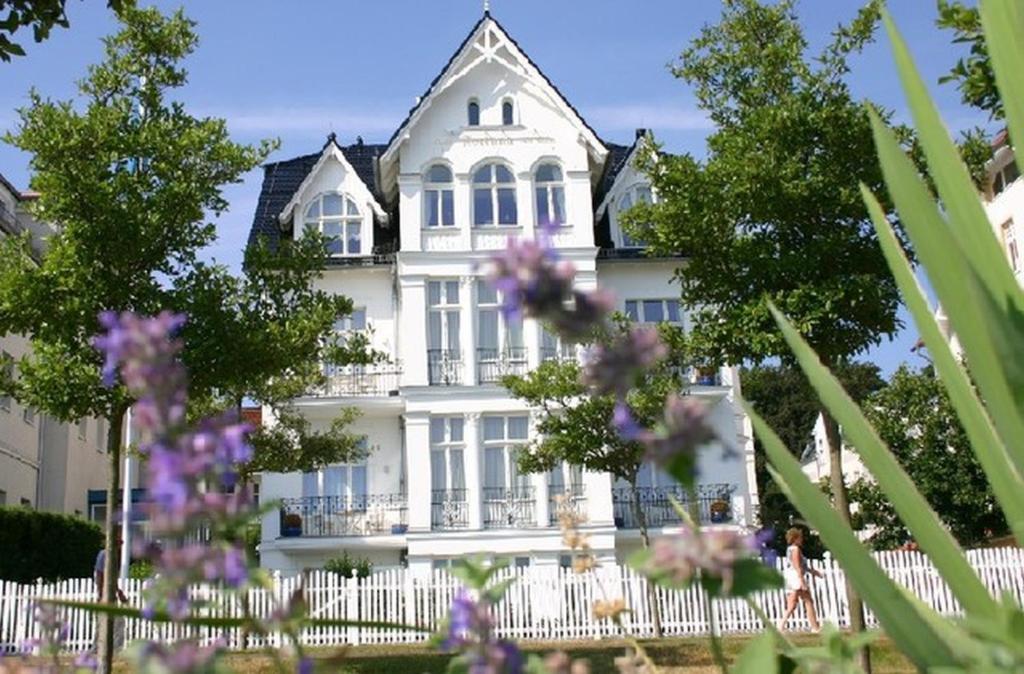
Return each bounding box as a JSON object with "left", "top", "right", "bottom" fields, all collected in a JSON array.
[
  {"left": 742, "top": 362, "right": 884, "bottom": 557},
  {"left": 0, "top": 0, "right": 130, "bottom": 61},
  {"left": 627, "top": 0, "right": 896, "bottom": 664},
  {"left": 849, "top": 365, "right": 1007, "bottom": 549},
  {"left": 0, "top": 8, "right": 364, "bottom": 670},
  {"left": 937, "top": 0, "right": 1001, "bottom": 120},
  {"left": 504, "top": 321, "right": 689, "bottom": 637}
]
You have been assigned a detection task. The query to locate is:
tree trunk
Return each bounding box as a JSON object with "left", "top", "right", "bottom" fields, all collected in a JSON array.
[
  {"left": 822, "top": 407, "right": 871, "bottom": 673},
  {"left": 629, "top": 476, "right": 663, "bottom": 638},
  {"left": 98, "top": 404, "right": 126, "bottom": 674}
]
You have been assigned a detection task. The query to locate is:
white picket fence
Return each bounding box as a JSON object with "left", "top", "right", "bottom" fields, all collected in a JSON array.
[{"left": 2, "top": 548, "right": 1022, "bottom": 654}]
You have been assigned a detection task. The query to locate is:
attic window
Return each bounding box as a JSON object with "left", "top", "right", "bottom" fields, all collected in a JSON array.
[
  {"left": 468, "top": 100, "right": 480, "bottom": 126},
  {"left": 305, "top": 193, "right": 361, "bottom": 256},
  {"left": 502, "top": 100, "right": 514, "bottom": 126}
]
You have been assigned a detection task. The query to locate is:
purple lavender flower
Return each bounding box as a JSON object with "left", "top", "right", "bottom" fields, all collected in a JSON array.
[
  {"left": 297, "top": 657, "right": 314, "bottom": 674},
  {"left": 644, "top": 526, "right": 759, "bottom": 594},
  {"left": 73, "top": 651, "right": 98, "bottom": 672},
  {"left": 582, "top": 326, "right": 666, "bottom": 399},
  {"left": 137, "top": 640, "right": 221, "bottom": 674},
  {"left": 637, "top": 394, "right": 718, "bottom": 469},
  {"left": 484, "top": 238, "right": 612, "bottom": 344},
  {"left": 440, "top": 591, "right": 522, "bottom": 674}
]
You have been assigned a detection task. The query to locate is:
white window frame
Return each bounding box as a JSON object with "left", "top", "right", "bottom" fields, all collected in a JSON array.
[
  {"left": 302, "top": 440, "right": 369, "bottom": 504},
  {"left": 993, "top": 159, "right": 1020, "bottom": 197},
  {"left": 430, "top": 416, "right": 466, "bottom": 494},
  {"left": 303, "top": 192, "right": 363, "bottom": 257},
  {"left": 617, "top": 183, "right": 653, "bottom": 248},
  {"left": 501, "top": 99, "right": 515, "bottom": 126},
  {"left": 467, "top": 99, "right": 480, "bottom": 127},
  {"left": 539, "top": 326, "right": 575, "bottom": 362},
  {"left": 423, "top": 164, "right": 456, "bottom": 228},
  {"left": 476, "top": 280, "right": 524, "bottom": 364},
  {"left": 427, "top": 280, "right": 461, "bottom": 353},
  {"left": 472, "top": 163, "right": 518, "bottom": 227},
  {"left": 481, "top": 415, "right": 530, "bottom": 492},
  {"left": 624, "top": 298, "right": 682, "bottom": 325},
  {"left": 23, "top": 406, "right": 35, "bottom": 425},
  {"left": 534, "top": 162, "right": 566, "bottom": 229}
]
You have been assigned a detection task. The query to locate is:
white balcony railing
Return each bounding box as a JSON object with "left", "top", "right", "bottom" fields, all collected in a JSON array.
[{"left": 319, "top": 362, "right": 402, "bottom": 397}]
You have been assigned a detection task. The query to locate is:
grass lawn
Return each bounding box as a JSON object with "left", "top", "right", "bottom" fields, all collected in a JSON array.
[{"left": 190, "top": 634, "right": 914, "bottom": 673}]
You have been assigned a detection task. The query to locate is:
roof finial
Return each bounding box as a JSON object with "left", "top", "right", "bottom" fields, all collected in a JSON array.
[{"left": 483, "top": 0, "right": 490, "bottom": 15}]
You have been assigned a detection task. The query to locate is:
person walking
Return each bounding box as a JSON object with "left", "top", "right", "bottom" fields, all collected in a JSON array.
[
  {"left": 778, "top": 527, "right": 822, "bottom": 632},
  {"left": 93, "top": 529, "right": 129, "bottom": 672}
]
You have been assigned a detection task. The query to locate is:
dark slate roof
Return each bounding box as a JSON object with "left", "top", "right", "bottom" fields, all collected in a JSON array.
[
  {"left": 600, "top": 142, "right": 635, "bottom": 198},
  {"left": 246, "top": 137, "right": 388, "bottom": 253},
  {"left": 386, "top": 12, "right": 606, "bottom": 157}
]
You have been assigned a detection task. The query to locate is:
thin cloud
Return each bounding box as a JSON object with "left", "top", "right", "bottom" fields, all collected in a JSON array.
[{"left": 585, "top": 103, "right": 712, "bottom": 132}]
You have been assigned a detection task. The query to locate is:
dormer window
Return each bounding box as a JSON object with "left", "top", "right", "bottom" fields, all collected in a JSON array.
[
  {"left": 534, "top": 162, "right": 565, "bottom": 228},
  {"left": 424, "top": 164, "right": 455, "bottom": 227},
  {"left": 618, "top": 184, "right": 652, "bottom": 248},
  {"left": 468, "top": 100, "right": 480, "bottom": 126},
  {"left": 304, "top": 192, "right": 361, "bottom": 256},
  {"left": 473, "top": 163, "right": 517, "bottom": 227},
  {"left": 502, "top": 99, "right": 514, "bottom": 126}
]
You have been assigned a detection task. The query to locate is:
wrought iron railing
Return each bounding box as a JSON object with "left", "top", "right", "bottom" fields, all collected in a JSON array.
[
  {"left": 321, "top": 362, "right": 402, "bottom": 397},
  {"left": 427, "top": 349, "right": 463, "bottom": 385},
  {"left": 431, "top": 488, "right": 469, "bottom": 530},
  {"left": 548, "top": 484, "right": 586, "bottom": 525},
  {"left": 539, "top": 345, "right": 577, "bottom": 363},
  {"left": 476, "top": 347, "right": 528, "bottom": 383},
  {"left": 279, "top": 494, "right": 408, "bottom": 538},
  {"left": 482, "top": 486, "right": 536, "bottom": 528},
  {"left": 611, "top": 483, "right": 735, "bottom": 529}
]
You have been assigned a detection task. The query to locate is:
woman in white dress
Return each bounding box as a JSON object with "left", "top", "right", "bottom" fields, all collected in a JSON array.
[{"left": 778, "top": 527, "right": 822, "bottom": 632}]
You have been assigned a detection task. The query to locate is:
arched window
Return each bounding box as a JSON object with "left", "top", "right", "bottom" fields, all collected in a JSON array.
[
  {"left": 304, "top": 193, "right": 361, "bottom": 255},
  {"left": 467, "top": 100, "right": 480, "bottom": 126},
  {"left": 502, "top": 99, "right": 514, "bottom": 126},
  {"left": 618, "top": 184, "right": 652, "bottom": 248},
  {"left": 473, "top": 163, "right": 517, "bottom": 226},
  {"left": 534, "top": 163, "right": 565, "bottom": 228},
  {"left": 424, "top": 164, "right": 455, "bottom": 228}
]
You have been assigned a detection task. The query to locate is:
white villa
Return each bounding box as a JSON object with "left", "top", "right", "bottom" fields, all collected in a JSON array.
[{"left": 249, "top": 12, "right": 759, "bottom": 575}]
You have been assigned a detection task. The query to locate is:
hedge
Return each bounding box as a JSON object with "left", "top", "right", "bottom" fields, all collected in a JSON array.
[{"left": 0, "top": 507, "right": 103, "bottom": 582}]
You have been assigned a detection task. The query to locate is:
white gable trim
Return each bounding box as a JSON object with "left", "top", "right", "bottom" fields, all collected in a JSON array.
[
  {"left": 380, "top": 16, "right": 607, "bottom": 167},
  {"left": 595, "top": 142, "right": 642, "bottom": 220},
  {"left": 278, "top": 143, "right": 387, "bottom": 227}
]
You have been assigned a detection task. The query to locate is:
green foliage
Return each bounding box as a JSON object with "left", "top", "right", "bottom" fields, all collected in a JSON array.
[
  {"left": 245, "top": 406, "right": 366, "bottom": 476},
  {"left": 324, "top": 551, "right": 371, "bottom": 579},
  {"left": 851, "top": 365, "right": 1007, "bottom": 549},
  {"left": 629, "top": 0, "right": 902, "bottom": 368},
  {"left": 0, "top": 0, "right": 130, "bottom": 61},
  {"left": 504, "top": 321, "right": 687, "bottom": 485},
  {"left": 128, "top": 558, "right": 154, "bottom": 580},
  {"left": 741, "top": 362, "right": 883, "bottom": 556},
  {"left": 937, "top": 0, "right": 1001, "bottom": 119},
  {"left": 0, "top": 507, "right": 102, "bottom": 582}
]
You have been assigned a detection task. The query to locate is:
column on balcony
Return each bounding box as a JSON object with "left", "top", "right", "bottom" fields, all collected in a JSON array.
[
  {"left": 464, "top": 412, "right": 483, "bottom": 530},
  {"left": 398, "top": 173, "right": 422, "bottom": 252},
  {"left": 582, "top": 470, "right": 615, "bottom": 527},
  {"left": 533, "top": 471, "right": 549, "bottom": 528},
  {"left": 524, "top": 317, "right": 541, "bottom": 371},
  {"left": 459, "top": 275, "right": 477, "bottom": 386},
  {"left": 398, "top": 276, "right": 428, "bottom": 386},
  {"left": 404, "top": 413, "right": 432, "bottom": 532}
]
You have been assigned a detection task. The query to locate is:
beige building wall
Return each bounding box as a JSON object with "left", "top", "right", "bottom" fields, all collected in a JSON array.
[{"left": 0, "top": 174, "right": 110, "bottom": 516}]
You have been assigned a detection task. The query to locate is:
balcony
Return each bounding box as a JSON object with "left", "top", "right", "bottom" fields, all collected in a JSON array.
[
  {"left": 278, "top": 494, "right": 408, "bottom": 538},
  {"left": 428, "top": 349, "right": 463, "bottom": 386},
  {"left": 548, "top": 484, "right": 586, "bottom": 525},
  {"left": 483, "top": 486, "right": 536, "bottom": 529},
  {"left": 320, "top": 362, "right": 402, "bottom": 397},
  {"left": 477, "top": 347, "right": 528, "bottom": 384},
  {"left": 611, "top": 483, "right": 736, "bottom": 529},
  {"left": 539, "top": 345, "right": 577, "bottom": 364},
  {"left": 431, "top": 488, "right": 469, "bottom": 530}
]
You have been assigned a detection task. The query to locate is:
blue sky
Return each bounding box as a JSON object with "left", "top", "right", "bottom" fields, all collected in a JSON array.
[{"left": 0, "top": 1, "right": 993, "bottom": 377}]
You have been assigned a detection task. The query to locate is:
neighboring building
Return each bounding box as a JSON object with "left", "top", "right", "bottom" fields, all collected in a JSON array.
[
  {"left": 800, "top": 414, "right": 869, "bottom": 485},
  {"left": 0, "top": 173, "right": 110, "bottom": 517},
  {"left": 987, "top": 129, "right": 1023, "bottom": 283},
  {"left": 249, "top": 12, "right": 759, "bottom": 575}
]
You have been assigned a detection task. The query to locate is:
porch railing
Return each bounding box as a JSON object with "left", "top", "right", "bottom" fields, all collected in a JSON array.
[
  {"left": 427, "top": 349, "right": 462, "bottom": 386},
  {"left": 611, "top": 483, "right": 735, "bottom": 529},
  {"left": 321, "top": 362, "right": 402, "bottom": 397},
  {"left": 482, "top": 486, "right": 536, "bottom": 529},
  {"left": 279, "top": 494, "right": 407, "bottom": 538},
  {"left": 431, "top": 488, "right": 469, "bottom": 530},
  {"left": 476, "top": 347, "right": 528, "bottom": 383}
]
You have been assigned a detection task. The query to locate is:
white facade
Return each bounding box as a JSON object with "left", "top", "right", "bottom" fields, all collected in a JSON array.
[
  {"left": 253, "top": 14, "right": 758, "bottom": 575},
  {"left": 986, "top": 134, "right": 1023, "bottom": 283},
  {"left": 0, "top": 175, "right": 110, "bottom": 516}
]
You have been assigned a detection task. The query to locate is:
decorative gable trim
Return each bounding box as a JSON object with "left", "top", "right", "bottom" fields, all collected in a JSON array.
[
  {"left": 595, "top": 140, "right": 643, "bottom": 220},
  {"left": 278, "top": 138, "right": 387, "bottom": 228},
  {"left": 380, "top": 14, "right": 607, "bottom": 167}
]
